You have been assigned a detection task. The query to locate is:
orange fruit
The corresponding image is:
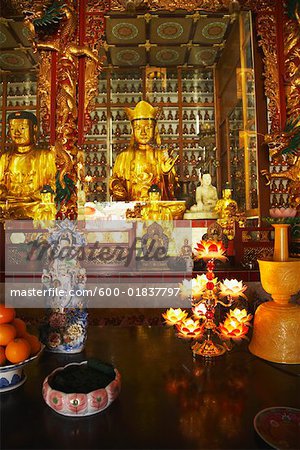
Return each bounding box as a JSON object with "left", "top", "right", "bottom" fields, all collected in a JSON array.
[
  {"left": 24, "top": 333, "right": 41, "bottom": 356},
  {"left": 5, "top": 338, "right": 31, "bottom": 364},
  {"left": 0, "top": 346, "right": 6, "bottom": 365},
  {"left": 11, "top": 318, "right": 27, "bottom": 337},
  {"left": 0, "top": 305, "right": 15, "bottom": 324},
  {"left": 0, "top": 324, "right": 17, "bottom": 346}
]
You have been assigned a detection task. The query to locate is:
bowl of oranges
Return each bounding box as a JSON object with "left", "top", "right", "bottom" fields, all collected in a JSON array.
[{"left": 0, "top": 304, "right": 44, "bottom": 392}]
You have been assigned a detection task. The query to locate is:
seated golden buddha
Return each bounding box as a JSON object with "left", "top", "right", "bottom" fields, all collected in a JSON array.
[
  {"left": 141, "top": 184, "right": 173, "bottom": 221},
  {"left": 110, "top": 101, "right": 179, "bottom": 202},
  {"left": 215, "top": 183, "right": 238, "bottom": 219},
  {"left": 214, "top": 182, "right": 241, "bottom": 240},
  {"left": 0, "top": 111, "right": 56, "bottom": 220}
]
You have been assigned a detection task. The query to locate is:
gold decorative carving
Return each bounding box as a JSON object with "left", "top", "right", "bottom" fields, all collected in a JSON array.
[
  {"left": 255, "top": 10, "right": 280, "bottom": 133},
  {"left": 37, "top": 51, "right": 51, "bottom": 138},
  {"left": 87, "top": 0, "right": 110, "bottom": 12},
  {"left": 84, "top": 12, "right": 107, "bottom": 134},
  {"left": 284, "top": 5, "right": 300, "bottom": 127},
  {"left": 110, "top": 0, "right": 232, "bottom": 12},
  {"left": 22, "top": 0, "right": 100, "bottom": 218}
]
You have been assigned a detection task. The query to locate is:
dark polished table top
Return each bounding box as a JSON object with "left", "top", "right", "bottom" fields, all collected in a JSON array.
[{"left": 1, "top": 326, "right": 300, "bottom": 450}]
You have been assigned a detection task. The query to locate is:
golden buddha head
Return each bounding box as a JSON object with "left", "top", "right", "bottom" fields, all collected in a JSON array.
[
  {"left": 40, "top": 185, "right": 54, "bottom": 204},
  {"left": 8, "top": 111, "right": 38, "bottom": 149},
  {"left": 148, "top": 184, "right": 161, "bottom": 201},
  {"left": 222, "top": 182, "right": 233, "bottom": 199},
  {"left": 125, "top": 101, "right": 161, "bottom": 146}
]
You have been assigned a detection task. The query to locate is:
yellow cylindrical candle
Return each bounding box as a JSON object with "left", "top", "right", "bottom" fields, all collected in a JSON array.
[{"left": 272, "top": 224, "right": 290, "bottom": 261}]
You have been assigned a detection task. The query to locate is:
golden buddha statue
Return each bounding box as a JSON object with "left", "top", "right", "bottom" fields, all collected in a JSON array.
[
  {"left": 215, "top": 183, "right": 238, "bottom": 219},
  {"left": 214, "top": 183, "right": 240, "bottom": 240},
  {"left": 141, "top": 184, "right": 173, "bottom": 221},
  {"left": 0, "top": 111, "right": 56, "bottom": 220},
  {"left": 110, "top": 101, "right": 179, "bottom": 202}
]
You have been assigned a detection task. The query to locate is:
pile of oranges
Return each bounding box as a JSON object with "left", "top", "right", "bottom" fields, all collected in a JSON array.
[{"left": 0, "top": 304, "right": 41, "bottom": 365}]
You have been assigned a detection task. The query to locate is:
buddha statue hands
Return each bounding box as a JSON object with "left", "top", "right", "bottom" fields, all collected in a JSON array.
[{"left": 161, "top": 150, "right": 179, "bottom": 174}]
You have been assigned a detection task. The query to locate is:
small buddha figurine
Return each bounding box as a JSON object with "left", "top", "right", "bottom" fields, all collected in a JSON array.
[
  {"left": 39, "top": 185, "right": 56, "bottom": 221},
  {"left": 0, "top": 111, "right": 56, "bottom": 220},
  {"left": 180, "top": 238, "right": 192, "bottom": 257},
  {"left": 141, "top": 184, "right": 173, "bottom": 222},
  {"left": 214, "top": 182, "right": 240, "bottom": 240},
  {"left": 109, "top": 101, "right": 179, "bottom": 201},
  {"left": 214, "top": 183, "right": 238, "bottom": 219},
  {"left": 190, "top": 173, "right": 218, "bottom": 212}
]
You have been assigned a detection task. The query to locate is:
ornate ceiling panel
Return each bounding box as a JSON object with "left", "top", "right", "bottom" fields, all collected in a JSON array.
[
  {"left": 0, "top": 50, "right": 33, "bottom": 70},
  {"left": 9, "top": 21, "right": 32, "bottom": 47},
  {"left": 0, "top": 23, "right": 18, "bottom": 48},
  {"left": 0, "top": 20, "right": 34, "bottom": 71},
  {"left": 104, "top": 12, "right": 231, "bottom": 66},
  {"left": 149, "top": 46, "right": 187, "bottom": 65},
  {"left": 150, "top": 17, "right": 193, "bottom": 44},
  {"left": 106, "top": 18, "right": 146, "bottom": 44},
  {"left": 110, "top": 47, "right": 147, "bottom": 66},
  {"left": 188, "top": 46, "right": 218, "bottom": 65},
  {"left": 193, "top": 17, "right": 229, "bottom": 44}
]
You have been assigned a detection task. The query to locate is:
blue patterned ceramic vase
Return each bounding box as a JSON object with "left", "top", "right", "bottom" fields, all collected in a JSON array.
[
  {"left": 39, "top": 220, "right": 88, "bottom": 354},
  {"left": 40, "top": 308, "right": 88, "bottom": 353}
]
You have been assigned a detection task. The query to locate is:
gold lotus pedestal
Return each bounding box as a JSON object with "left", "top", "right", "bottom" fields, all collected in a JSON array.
[{"left": 249, "top": 225, "right": 300, "bottom": 364}]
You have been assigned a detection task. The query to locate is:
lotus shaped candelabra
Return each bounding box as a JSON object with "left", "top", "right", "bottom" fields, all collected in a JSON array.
[{"left": 163, "top": 240, "right": 252, "bottom": 358}]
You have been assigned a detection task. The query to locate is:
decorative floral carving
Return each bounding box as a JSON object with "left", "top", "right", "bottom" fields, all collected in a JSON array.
[
  {"left": 23, "top": 0, "right": 101, "bottom": 218},
  {"left": 84, "top": 12, "right": 107, "bottom": 135},
  {"left": 110, "top": 0, "right": 233, "bottom": 11},
  {"left": 37, "top": 51, "right": 51, "bottom": 138},
  {"left": 284, "top": 5, "right": 300, "bottom": 128},
  {"left": 255, "top": 10, "right": 280, "bottom": 133},
  {"left": 87, "top": 0, "right": 109, "bottom": 12}
]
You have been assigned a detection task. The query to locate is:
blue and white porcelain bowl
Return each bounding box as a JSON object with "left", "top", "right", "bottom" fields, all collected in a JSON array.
[{"left": 0, "top": 345, "right": 44, "bottom": 393}]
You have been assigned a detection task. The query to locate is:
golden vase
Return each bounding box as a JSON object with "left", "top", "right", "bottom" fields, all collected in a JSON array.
[{"left": 249, "top": 224, "right": 300, "bottom": 364}]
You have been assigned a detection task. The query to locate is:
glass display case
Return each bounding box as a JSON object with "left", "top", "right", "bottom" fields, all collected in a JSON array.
[
  {"left": 0, "top": 8, "right": 271, "bottom": 218},
  {"left": 217, "top": 12, "right": 261, "bottom": 217},
  {"left": 83, "top": 67, "right": 216, "bottom": 202}
]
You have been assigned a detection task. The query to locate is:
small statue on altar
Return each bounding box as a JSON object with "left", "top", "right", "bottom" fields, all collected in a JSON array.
[
  {"left": 202, "top": 222, "right": 228, "bottom": 248},
  {"left": 190, "top": 172, "right": 218, "bottom": 212},
  {"left": 215, "top": 183, "right": 238, "bottom": 219},
  {"left": 180, "top": 238, "right": 192, "bottom": 257},
  {"left": 0, "top": 111, "right": 56, "bottom": 220},
  {"left": 214, "top": 183, "right": 243, "bottom": 240},
  {"left": 184, "top": 172, "right": 218, "bottom": 219},
  {"left": 110, "top": 101, "right": 179, "bottom": 201},
  {"left": 141, "top": 184, "right": 173, "bottom": 222}
]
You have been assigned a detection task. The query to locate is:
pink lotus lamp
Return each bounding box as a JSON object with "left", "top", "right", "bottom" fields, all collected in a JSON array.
[{"left": 163, "top": 240, "right": 252, "bottom": 358}]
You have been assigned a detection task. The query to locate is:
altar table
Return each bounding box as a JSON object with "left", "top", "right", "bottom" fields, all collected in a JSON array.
[{"left": 1, "top": 326, "right": 299, "bottom": 449}]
